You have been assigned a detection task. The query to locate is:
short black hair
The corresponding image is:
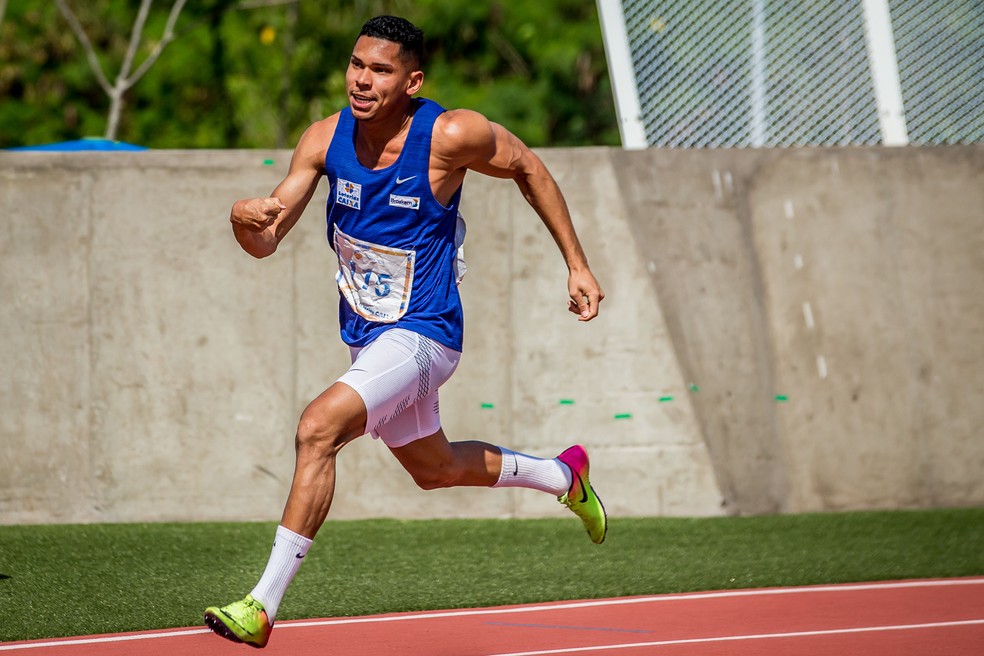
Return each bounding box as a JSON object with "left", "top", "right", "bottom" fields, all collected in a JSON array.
[{"left": 359, "top": 16, "right": 424, "bottom": 69}]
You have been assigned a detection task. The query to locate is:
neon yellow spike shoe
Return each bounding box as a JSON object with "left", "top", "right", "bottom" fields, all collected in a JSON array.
[
  {"left": 204, "top": 594, "right": 272, "bottom": 648},
  {"left": 557, "top": 444, "right": 608, "bottom": 544}
]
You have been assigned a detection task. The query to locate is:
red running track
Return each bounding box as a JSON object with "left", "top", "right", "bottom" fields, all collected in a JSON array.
[{"left": 2, "top": 578, "right": 982, "bottom": 656}]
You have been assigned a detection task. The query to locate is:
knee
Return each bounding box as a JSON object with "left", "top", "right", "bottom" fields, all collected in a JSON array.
[
  {"left": 295, "top": 412, "right": 346, "bottom": 459},
  {"left": 294, "top": 385, "right": 366, "bottom": 458}
]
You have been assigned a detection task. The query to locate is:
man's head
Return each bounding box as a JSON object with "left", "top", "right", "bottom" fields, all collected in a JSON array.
[
  {"left": 347, "top": 16, "right": 425, "bottom": 122},
  {"left": 358, "top": 15, "right": 423, "bottom": 71}
]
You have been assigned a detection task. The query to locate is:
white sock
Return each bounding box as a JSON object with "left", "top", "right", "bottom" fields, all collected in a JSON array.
[
  {"left": 492, "top": 447, "right": 573, "bottom": 496},
  {"left": 249, "top": 525, "right": 312, "bottom": 622}
]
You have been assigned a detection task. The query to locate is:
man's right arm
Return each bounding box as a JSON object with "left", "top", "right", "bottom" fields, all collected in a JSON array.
[{"left": 231, "top": 116, "right": 337, "bottom": 258}]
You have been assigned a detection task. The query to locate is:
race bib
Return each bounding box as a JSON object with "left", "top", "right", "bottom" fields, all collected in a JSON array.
[{"left": 334, "top": 227, "right": 415, "bottom": 323}]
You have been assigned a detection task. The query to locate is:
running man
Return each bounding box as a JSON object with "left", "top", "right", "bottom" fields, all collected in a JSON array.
[{"left": 204, "top": 15, "right": 606, "bottom": 648}]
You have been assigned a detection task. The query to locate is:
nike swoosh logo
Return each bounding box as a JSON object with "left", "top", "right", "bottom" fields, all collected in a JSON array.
[
  {"left": 396, "top": 175, "right": 416, "bottom": 184},
  {"left": 574, "top": 471, "right": 589, "bottom": 503},
  {"left": 295, "top": 553, "right": 305, "bottom": 559},
  {"left": 512, "top": 459, "right": 519, "bottom": 476}
]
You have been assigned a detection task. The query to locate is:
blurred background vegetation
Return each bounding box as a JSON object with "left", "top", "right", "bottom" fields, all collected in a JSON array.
[{"left": 0, "top": 0, "right": 621, "bottom": 149}]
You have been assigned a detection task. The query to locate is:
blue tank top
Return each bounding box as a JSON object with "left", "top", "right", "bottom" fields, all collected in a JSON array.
[{"left": 324, "top": 98, "right": 465, "bottom": 351}]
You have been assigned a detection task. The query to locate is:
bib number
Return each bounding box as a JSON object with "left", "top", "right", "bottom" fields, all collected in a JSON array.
[{"left": 334, "top": 227, "right": 415, "bottom": 323}]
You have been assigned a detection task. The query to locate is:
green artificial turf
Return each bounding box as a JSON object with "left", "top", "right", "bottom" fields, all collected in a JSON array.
[{"left": 1, "top": 508, "right": 982, "bottom": 642}]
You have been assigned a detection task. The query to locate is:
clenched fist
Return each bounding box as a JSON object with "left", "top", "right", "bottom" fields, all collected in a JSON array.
[{"left": 231, "top": 197, "right": 287, "bottom": 232}]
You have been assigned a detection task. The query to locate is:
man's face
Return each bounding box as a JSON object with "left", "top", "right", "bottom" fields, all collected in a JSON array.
[{"left": 346, "top": 36, "right": 420, "bottom": 121}]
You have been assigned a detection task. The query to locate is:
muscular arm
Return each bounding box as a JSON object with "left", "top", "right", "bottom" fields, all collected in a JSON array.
[
  {"left": 231, "top": 117, "right": 336, "bottom": 258},
  {"left": 434, "top": 110, "right": 604, "bottom": 320}
]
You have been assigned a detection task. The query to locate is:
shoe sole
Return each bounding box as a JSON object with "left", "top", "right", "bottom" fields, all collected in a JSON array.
[
  {"left": 204, "top": 611, "right": 266, "bottom": 649},
  {"left": 590, "top": 481, "right": 609, "bottom": 544}
]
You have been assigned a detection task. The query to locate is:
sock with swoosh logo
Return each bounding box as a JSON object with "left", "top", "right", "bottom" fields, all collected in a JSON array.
[
  {"left": 249, "top": 525, "right": 312, "bottom": 622},
  {"left": 491, "top": 446, "right": 573, "bottom": 495}
]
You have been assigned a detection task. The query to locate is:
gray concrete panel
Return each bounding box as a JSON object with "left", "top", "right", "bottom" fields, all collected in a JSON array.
[
  {"left": 890, "top": 149, "right": 984, "bottom": 506},
  {"left": 86, "top": 156, "right": 297, "bottom": 521},
  {"left": 750, "top": 148, "right": 984, "bottom": 511},
  {"left": 1, "top": 167, "right": 94, "bottom": 523},
  {"left": 612, "top": 148, "right": 789, "bottom": 514}
]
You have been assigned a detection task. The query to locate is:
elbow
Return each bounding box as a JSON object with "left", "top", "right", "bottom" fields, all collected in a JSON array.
[
  {"left": 246, "top": 243, "right": 277, "bottom": 259},
  {"left": 519, "top": 148, "right": 546, "bottom": 177},
  {"left": 236, "top": 236, "right": 277, "bottom": 259},
  {"left": 232, "top": 224, "right": 278, "bottom": 259},
  {"left": 513, "top": 152, "right": 546, "bottom": 189}
]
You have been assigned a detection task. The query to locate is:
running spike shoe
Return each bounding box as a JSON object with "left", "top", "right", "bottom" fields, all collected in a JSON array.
[
  {"left": 556, "top": 444, "right": 608, "bottom": 544},
  {"left": 204, "top": 594, "right": 272, "bottom": 648}
]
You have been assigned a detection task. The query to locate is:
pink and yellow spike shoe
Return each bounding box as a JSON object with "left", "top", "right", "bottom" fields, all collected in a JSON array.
[
  {"left": 204, "top": 594, "right": 272, "bottom": 648},
  {"left": 556, "top": 444, "right": 608, "bottom": 544}
]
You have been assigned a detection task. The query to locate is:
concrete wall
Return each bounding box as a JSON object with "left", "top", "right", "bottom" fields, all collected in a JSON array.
[{"left": 1, "top": 146, "right": 981, "bottom": 525}]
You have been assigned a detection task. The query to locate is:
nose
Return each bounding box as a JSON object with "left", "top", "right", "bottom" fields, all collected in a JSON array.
[{"left": 355, "top": 67, "right": 371, "bottom": 88}]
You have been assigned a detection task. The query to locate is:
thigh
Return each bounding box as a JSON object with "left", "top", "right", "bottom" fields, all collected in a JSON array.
[
  {"left": 336, "top": 329, "right": 460, "bottom": 446},
  {"left": 373, "top": 388, "right": 443, "bottom": 447}
]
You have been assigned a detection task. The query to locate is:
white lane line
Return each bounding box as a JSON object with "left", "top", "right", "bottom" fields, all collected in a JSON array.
[
  {"left": 0, "top": 631, "right": 211, "bottom": 651},
  {"left": 817, "top": 354, "right": 828, "bottom": 380},
  {"left": 284, "top": 578, "right": 984, "bottom": 629},
  {"left": 3, "top": 578, "right": 982, "bottom": 651},
  {"left": 485, "top": 619, "right": 984, "bottom": 656}
]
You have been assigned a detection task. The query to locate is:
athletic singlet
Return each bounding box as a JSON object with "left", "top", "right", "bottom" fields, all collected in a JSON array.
[{"left": 324, "top": 98, "right": 465, "bottom": 351}]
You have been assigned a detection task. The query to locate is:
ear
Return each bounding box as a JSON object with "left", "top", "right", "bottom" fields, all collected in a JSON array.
[{"left": 406, "top": 70, "right": 424, "bottom": 96}]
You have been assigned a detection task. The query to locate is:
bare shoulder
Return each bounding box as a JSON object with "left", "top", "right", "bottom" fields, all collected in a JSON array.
[
  {"left": 433, "top": 109, "right": 496, "bottom": 162},
  {"left": 292, "top": 112, "right": 343, "bottom": 171},
  {"left": 306, "top": 112, "right": 342, "bottom": 141}
]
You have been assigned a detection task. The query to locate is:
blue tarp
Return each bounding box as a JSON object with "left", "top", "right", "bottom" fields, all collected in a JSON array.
[{"left": 8, "top": 138, "right": 146, "bottom": 151}]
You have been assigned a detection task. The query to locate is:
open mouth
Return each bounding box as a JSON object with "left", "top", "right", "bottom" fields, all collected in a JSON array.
[{"left": 351, "top": 93, "right": 375, "bottom": 111}]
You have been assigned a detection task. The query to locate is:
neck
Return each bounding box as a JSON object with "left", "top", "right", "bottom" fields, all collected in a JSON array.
[{"left": 356, "top": 99, "right": 416, "bottom": 152}]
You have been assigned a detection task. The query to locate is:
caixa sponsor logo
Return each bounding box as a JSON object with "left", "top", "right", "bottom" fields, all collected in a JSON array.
[
  {"left": 336, "top": 178, "right": 361, "bottom": 209},
  {"left": 388, "top": 194, "right": 420, "bottom": 210}
]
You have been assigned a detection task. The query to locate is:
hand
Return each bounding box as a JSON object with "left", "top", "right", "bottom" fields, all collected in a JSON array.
[
  {"left": 567, "top": 269, "right": 604, "bottom": 321},
  {"left": 231, "top": 197, "right": 286, "bottom": 232}
]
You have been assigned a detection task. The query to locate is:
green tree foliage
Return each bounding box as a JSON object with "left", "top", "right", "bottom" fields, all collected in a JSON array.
[{"left": 0, "top": 0, "right": 619, "bottom": 148}]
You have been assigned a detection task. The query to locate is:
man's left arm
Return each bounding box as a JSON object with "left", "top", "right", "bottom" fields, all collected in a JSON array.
[{"left": 439, "top": 111, "right": 604, "bottom": 321}]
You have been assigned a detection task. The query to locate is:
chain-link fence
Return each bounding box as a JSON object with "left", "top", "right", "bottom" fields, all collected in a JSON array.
[
  {"left": 605, "top": 0, "right": 984, "bottom": 147},
  {"left": 893, "top": 1, "right": 984, "bottom": 145}
]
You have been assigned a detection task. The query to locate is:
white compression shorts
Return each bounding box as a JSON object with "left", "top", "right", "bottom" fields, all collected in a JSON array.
[{"left": 336, "top": 328, "right": 461, "bottom": 448}]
